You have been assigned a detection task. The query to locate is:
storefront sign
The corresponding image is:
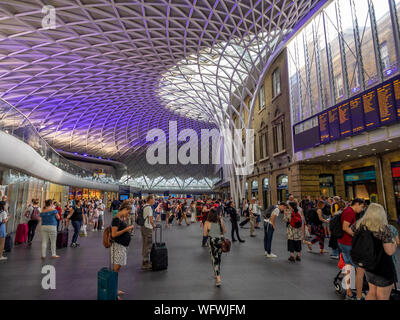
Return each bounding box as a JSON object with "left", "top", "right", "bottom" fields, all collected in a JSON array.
[{"left": 344, "top": 171, "right": 376, "bottom": 182}]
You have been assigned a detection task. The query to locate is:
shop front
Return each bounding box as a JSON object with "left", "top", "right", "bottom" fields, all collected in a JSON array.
[
  {"left": 319, "top": 174, "right": 336, "bottom": 198},
  {"left": 344, "top": 167, "right": 378, "bottom": 204}
]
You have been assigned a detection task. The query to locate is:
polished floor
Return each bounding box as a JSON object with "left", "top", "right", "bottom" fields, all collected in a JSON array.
[{"left": 0, "top": 214, "right": 398, "bottom": 300}]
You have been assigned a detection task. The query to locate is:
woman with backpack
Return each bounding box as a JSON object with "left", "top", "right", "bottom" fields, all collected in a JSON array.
[
  {"left": 351, "top": 203, "right": 399, "bottom": 300},
  {"left": 25, "top": 199, "right": 41, "bottom": 246},
  {"left": 328, "top": 200, "right": 346, "bottom": 260},
  {"left": 306, "top": 201, "right": 330, "bottom": 255},
  {"left": 109, "top": 201, "right": 134, "bottom": 299},
  {"left": 283, "top": 202, "right": 304, "bottom": 262}
]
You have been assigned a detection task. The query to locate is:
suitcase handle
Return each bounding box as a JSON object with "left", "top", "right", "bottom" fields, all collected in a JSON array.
[{"left": 154, "top": 224, "right": 163, "bottom": 244}]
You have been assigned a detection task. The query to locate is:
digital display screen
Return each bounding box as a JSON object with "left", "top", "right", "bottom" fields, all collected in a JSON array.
[
  {"left": 294, "top": 74, "right": 400, "bottom": 153},
  {"left": 350, "top": 97, "right": 365, "bottom": 134},
  {"left": 328, "top": 108, "right": 340, "bottom": 140},
  {"left": 393, "top": 78, "right": 400, "bottom": 118},
  {"left": 362, "top": 89, "right": 380, "bottom": 130},
  {"left": 377, "top": 83, "right": 397, "bottom": 125},
  {"left": 319, "top": 112, "right": 330, "bottom": 144},
  {"left": 339, "top": 102, "right": 352, "bottom": 138}
]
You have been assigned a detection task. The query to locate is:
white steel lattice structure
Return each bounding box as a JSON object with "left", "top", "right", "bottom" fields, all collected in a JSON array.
[{"left": 0, "top": 0, "right": 327, "bottom": 197}]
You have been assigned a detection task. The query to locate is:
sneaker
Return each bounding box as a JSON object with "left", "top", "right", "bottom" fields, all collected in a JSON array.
[
  {"left": 330, "top": 255, "right": 339, "bottom": 260},
  {"left": 239, "top": 239, "right": 245, "bottom": 243},
  {"left": 216, "top": 280, "right": 221, "bottom": 287},
  {"left": 296, "top": 256, "right": 301, "bottom": 261},
  {"left": 288, "top": 256, "right": 295, "bottom": 262},
  {"left": 267, "top": 253, "right": 278, "bottom": 258},
  {"left": 345, "top": 294, "right": 357, "bottom": 301},
  {"left": 232, "top": 239, "right": 237, "bottom": 242},
  {"left": 92, "top": 229, "right": 96, "bottom": 232},
  {"left": 0, "top": 256, "right": 8, "bottom": 261},
  {"left": 70, "top": 243, "right": 76, "bottom": 248},
  {"left": 141, "top": 263, "right": 152, "bottom": 270}
]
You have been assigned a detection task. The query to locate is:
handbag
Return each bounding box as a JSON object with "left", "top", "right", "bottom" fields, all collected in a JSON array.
[{"left": 218, "top": 219, "right": 231, "bottom": 253}]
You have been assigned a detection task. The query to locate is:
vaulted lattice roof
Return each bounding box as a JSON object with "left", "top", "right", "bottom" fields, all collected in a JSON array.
[{"left": 0, "top": 0, "right": 323, "bottom": 181}]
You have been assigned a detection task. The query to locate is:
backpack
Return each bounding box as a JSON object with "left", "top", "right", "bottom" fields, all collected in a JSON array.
[
  {"left": 351, "top": 226, "right": 383, "bottom": 271},
  {"left": 329, "top": 211, "right": 344, "bottom": 238},
  {"left": 290, "top": 211, "right": 302, "bottom": 229},
  {"left": 103, "top": 226, "right": 113, "bottom": 248},
  {"left": 30, "top": 207, "right": 40, "bottom": 221},
  {"left": 262, "top": 205, "right": 277, "bottom": 220},
  {"left": 136, "top": 205, "right": 149, "bottom": 227}
]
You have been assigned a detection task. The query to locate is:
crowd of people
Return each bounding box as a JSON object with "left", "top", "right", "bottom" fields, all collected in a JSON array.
[{"left": 0, "top": 192, "right": 399, "bottom": 300}]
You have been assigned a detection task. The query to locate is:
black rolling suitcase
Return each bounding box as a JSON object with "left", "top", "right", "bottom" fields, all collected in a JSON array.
[
  {"left": 150, "top": 225, "right": 168, "bottom": 271},
  {"left": 4, "top": 233, "right": 13, "bottom": 252},
  {"left": 168, "top": 214, "right": 174, "bottom": 224}
]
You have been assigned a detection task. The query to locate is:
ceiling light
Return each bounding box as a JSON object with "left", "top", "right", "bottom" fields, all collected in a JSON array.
[
  {"left": 346, "top": 155, "right": 351, "bottom": 157},
  {"left": 372, "top": 149, "right": 376, "bottom": 151},
  {"left": 353, "top": 149, "right": 357, "bottom": 151},
  {"left": 388, "top": 140, "right": 393, "bottom": 143},
  {"left": 385, "top": 149, "right": 390, "bottom": 151}
]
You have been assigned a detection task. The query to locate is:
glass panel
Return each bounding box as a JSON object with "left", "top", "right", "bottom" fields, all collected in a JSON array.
[
  {"left": 288, "top": 40, "right": 302, "bottom": 124},
  {"left": 304, "top": 23, "right": 321, "bottom": 114},
  {"left": 371, "top": 0, "right": 398, "bottom": 78},
  {"left": 338, "top": 0, "right": 360, "bottom": 96},
  {"left": 324, "top": 2, "right": 346, "bottom": 102},
  {"left": 354, "top": 0, "right": 378, "bottom": 87},
  {"left": 315, "top": 13, "right": 333, "bottom": 110}
]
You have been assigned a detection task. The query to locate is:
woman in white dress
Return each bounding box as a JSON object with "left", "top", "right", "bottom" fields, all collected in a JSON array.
[{"left": 190, "top": 201, "right": 196, "bottom": 223}]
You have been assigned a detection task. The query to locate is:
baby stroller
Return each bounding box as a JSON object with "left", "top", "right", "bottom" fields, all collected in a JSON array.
[{"left": 333, "top": 253, "right": 368, "bottom": 297}]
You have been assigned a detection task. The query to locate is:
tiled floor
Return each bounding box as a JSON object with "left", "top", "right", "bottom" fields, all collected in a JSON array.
[{"left": 0, "top": 214, "right": 398, "bottom": 300}]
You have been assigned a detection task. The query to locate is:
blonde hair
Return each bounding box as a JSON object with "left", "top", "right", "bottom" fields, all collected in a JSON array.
[{"left": 356, "top": 203, "right": 388, "bottom": 233}]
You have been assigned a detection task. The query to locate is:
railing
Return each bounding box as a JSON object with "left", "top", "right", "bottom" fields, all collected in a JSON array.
[{"left": 0, "top": 98, "right": 121, "bottom": 185}]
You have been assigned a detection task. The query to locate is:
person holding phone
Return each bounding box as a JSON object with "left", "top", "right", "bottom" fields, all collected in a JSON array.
[{"left": 111, "top": 201, "right": 134, "bottom": 299}]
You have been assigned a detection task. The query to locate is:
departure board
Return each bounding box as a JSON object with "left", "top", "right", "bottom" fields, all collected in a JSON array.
[
  {"left": 293, "top": 74, "right": 400, "bottom": 153},
  {"left": 350, "top": 97, "right": 365, "bottom": 134},
  {"left": 393, "top": 78, "right": 400, "bottom": 118},
  {"left": 362, "top": 89, "right": 380, "bottom": 130},
  {"left": 339, "top": 102, "right": 352, "bottom": 138},
  {"left": 319, "top": 112, "right": 330, "bottom": 144},
  {"left": 328, "top": 107, "right": 340, "bottom": 140},
  {"left": 377, "top": 83, "right": 397, "bottom": 125}
]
